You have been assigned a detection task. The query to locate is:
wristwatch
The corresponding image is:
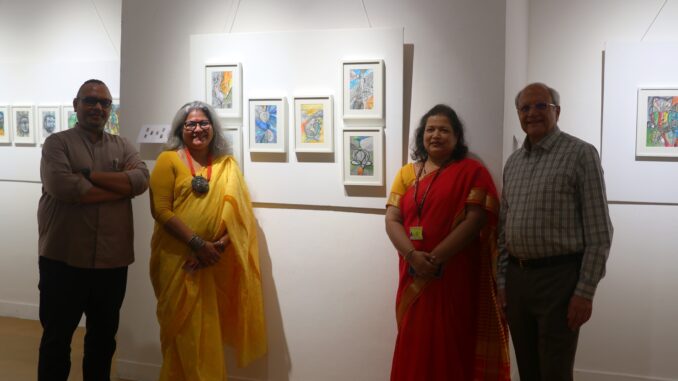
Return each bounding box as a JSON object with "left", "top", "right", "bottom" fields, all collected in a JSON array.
[{"left": 80, "top": 168, "right": 91, "bottom": 181}]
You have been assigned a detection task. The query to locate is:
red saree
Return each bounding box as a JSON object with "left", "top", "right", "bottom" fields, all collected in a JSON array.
[{"left": 388, "top": 158, "right": 510, "bottom": 381}]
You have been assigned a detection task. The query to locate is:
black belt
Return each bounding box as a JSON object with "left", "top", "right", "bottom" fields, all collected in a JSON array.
[{"left": 508, "top": 253, "right": 582, "bottom": 269}]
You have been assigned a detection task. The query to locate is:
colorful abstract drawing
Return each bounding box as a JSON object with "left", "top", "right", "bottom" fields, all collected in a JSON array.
[
  {"left": 211, "top": 70, "right": 233, "bottom": 109},
  {"left": 0, "top": 111, "right": 5, "bottom": 137},
  {"left": 255, "top": 105, "right": 278, "bottom": 143},
  {"left": 68, "top": 111, "right": 78, "bottom": 129},
  {"left": 645, "top": 96, "right": 678, "bottom": 147},
  {"left": 350, "top": 135, "right": 374, "bottom": 176},
  {"left": 300, "top": 104, "right": 324, "bottom": 143},
  {"left": 349, "top": 68, "right": 374, "bottom": 110},
  {"left": 105, "top": 102, "right": 120, "bottom": 135}
]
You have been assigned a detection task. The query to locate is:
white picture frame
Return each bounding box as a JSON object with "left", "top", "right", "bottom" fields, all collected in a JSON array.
[
  {"left": 248, "top": 97, "right": 287, "bottom": 153},
  {"left": 0, "top": 105, "right": 10, "bottom": 143},
  {"left": 293, "top": 96, "right": 333, "bottom": 153},
  {"left": 342, "top": 128, "right": 383, "bottom": 186},
  {"left": 635, "top": 88, "right": 678, "bottom": 158},
  {"left": 223, "top": 127, "right": 243, "bottom": 172},
  {"left": 342, "top": 60, "right": 384, "bottom": 121},
  {"left": 37, "top": 106, "right": 61, "bottom": 144},
  {"left": 62, "top": 105, "right": 77, "bottom": 130},
  {"left": 12, "top": 106, "right": 35, "bottom": 144},
  {"left": 206, "top": 63, "right": 242, "bottom": 119},
  {"left": 105, "top": 98, "right": 120, "bottom": 135}
]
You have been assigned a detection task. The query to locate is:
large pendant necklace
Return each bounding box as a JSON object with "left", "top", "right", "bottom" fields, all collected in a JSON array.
[{"left": 185, "top": 149, "right": 212, "bottom": 195}]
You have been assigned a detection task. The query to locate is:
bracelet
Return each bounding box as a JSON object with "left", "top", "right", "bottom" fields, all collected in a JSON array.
[
  {"left": 187, "top": 234, "right": 206, "bottom": 251},
  {"left": 404, "top": 248, "right": 416, "bottom": 261}
]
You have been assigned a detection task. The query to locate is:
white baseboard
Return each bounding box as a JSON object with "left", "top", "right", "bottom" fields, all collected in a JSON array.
[
  {"left": 0, "top": 300, "right": 87, "bottom": 326},
  {"left": 0, "top": 300, "right": 39, "bottom": 320},
  {"left": 503, "top": 368, "right": 676, "bottom": 381},
  {"left": 115, "top": 359, "right": 258, "bottom": 381},
  {"left": 575, "top": 368, "right": 676, "bottom": 381}
]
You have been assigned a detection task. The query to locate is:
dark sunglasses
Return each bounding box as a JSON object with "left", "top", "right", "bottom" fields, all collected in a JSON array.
[{"left": 80, "top": 97, "right": 113, "bottom": 108}]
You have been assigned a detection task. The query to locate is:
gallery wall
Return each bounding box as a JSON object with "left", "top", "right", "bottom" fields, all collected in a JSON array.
[
  {"left": 504, "top": 1, "right": 678, "bottom": 380},
  {"left": 117, "top": 0, "right": 506, "bottom": 380},
  {"left": 0, "top": 0, "right": 121, "bottom": 318}
]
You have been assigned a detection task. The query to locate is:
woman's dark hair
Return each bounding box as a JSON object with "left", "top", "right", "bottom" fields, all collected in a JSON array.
[{"left": 411, "top": 104, "right": 468, "bottom": 162}]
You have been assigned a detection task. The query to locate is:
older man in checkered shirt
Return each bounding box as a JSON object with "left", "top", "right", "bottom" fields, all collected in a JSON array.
[{"left": 497, "top": 82, "right": 614, "bottom": 381}]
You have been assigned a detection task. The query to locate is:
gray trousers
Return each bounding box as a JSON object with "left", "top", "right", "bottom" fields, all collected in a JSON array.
[{"left": 505, "top": 260, "right": 580, "bottom": 381}]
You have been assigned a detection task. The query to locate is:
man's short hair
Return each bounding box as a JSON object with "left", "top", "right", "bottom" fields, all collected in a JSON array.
[{"left": 514, "top": 82, "right": 561, "bottom": 107}]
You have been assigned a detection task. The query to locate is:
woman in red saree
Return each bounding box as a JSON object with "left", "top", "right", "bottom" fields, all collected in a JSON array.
[{"left": 385, "top": 104, "right": 510, "bottom": 380}]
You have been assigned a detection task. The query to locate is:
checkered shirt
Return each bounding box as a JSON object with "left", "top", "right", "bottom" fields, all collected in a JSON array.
[{"left": 497, "top": 127, "right": 613, "bottom": 299}]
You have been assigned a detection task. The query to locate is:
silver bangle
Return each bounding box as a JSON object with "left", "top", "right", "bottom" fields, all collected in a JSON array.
[{"left": 187, "top": 234, "right": 205, "bottom": 251}]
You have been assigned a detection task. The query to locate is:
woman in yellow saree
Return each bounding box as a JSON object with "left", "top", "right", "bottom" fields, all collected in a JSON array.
[{"left": 149, "top": 101, "right": 266, "bottom": 380}]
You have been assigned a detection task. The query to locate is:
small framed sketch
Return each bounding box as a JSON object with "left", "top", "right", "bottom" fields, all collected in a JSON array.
[
  {"left": 0, "top": 105, "right": 10, "bottom": 143},
  {"left": 294, "top": 96, "right": 333, "bottom": 153},
  {"left": 105, "top": 99, "right": 120, "bottom": 135},
  {"left": 343, "top": 129, "right": 383, "bottom": 186},
  {"left": 62, "top": 105, "right": 77, "bottom": 129},
  {"left": 636, "top": 88, "right": 678, "bottom": 157},
  {"left": 12, "top": 106, "right": 35, "bottom": 144},
  {"left": 249, "top": 98, "right": 286, "bottom": 153},
  {"left": 342, "top": 60, "right": 384, "bottom": 121},
  {"left": 206, "top": 63, "right": 242, "bottom": 118},
  {"left": 37, "top": 106, "right": 61, "bottom": 144},
  {"left": 223, "top": 127, "right": 243, "bottom": 172}
]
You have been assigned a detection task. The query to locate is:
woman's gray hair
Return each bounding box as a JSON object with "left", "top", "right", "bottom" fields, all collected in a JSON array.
[{"left": 164, "top": 101, "right": 231, "bottom": 157}]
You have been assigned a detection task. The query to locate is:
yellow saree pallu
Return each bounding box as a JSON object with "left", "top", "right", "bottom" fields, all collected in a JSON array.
[{"left": 150, "top": 153, "right": 266, "bottom": 380}]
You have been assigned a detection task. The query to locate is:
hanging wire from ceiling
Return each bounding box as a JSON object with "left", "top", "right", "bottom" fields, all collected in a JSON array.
[
  {"left": 361, "top": 0, "right": 372, "bottom": 28},
  {"left": 223, "top": 0, "right": 242, "bottom": 33},
  {"left": 89, "top": 0, "right": 119, "bottom": 56},
  {"left": 641, "top": 0, "right": 669, "bottom": 41}
]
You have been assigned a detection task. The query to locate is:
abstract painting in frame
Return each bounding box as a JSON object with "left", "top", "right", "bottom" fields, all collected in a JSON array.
[
  {"left": 12, "top": 106, "right": 35, "bottom": 144},
  {"left": 105, "top": 99, "right": 120, "bottom": 135},
  {"left": 223, "top": 127, "right": 243, "bottom": 172},
  {"left": 342, "top": 60, "right": 384, "bottom": 121},
  {"left": 62, "top": 105, "right": 77, "bottom": 129},
  {"left": 636, "top": 88, "right": 678, "bottom": 157},
  {"left": 294, "top": 96, "right": 333, "bottom": 153},
  {"left": 206, "top": 63, "right": 242, "bottom": 118},
  {"left": 37, "top": 106, "right": 61, "bottom": 144},
  {"left": 0, "top": 105, "right": 10, "bottom": 143},
  {"left": 249, "top": 98, "right": 286, "bottom": 153},
  {"left": 342, "top": 129, "right": 383, "bottom": 186}
]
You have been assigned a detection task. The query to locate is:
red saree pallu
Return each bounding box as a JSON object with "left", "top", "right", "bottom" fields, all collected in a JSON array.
[{"left": 388, "top": 158, "right": 510, "bottom": 381}]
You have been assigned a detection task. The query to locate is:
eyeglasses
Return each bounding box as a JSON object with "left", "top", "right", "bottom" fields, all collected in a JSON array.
[
  {"left": 517, "top": 102, "right": 557, "bottom": 114},
  {"left": 184, "top": 120, "right": 212, "bottom": 131},
  {"left": 80, "top": 97, "right": 113, "bottom": 108}
]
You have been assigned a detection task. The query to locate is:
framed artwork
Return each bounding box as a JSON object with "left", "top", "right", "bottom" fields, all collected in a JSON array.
[
  {"left": 105, "top": 99, "right": 120, "bottom": 135},
  {"left": 206, "top": 63, "right": 242, "bottom": 118},
  {"left": 636, "top": 88, "right": 678, "bottom": 157},
  {"left": 12, "top": 106, "right": 35, "bottom": 144},
  {"left": 223, "top": 127, "right": 243, "bottom": 172},
  {"left": 342, "top": 60, "right": 384, "bottom": 120},
  {"left": 248, "top": 98, "right": 286, "bottom": 153},
  {"left": 37, "top": 106, "right": 61, "bottom": 144},
  {"left": 0, "top": 105, "right": 10, "bottom": 143},
  {"left": 342, "top": 129, "right": 383, "bottom": 186},
  {"left": 294, "top": 96, "right": 333, "bottom": 153},
  {"left": 62, "top": 105, "right": 77, "bottom": 129}
]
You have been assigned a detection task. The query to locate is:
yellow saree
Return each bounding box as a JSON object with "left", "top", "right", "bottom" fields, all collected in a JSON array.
[{"left": 150, "top": 151, "right": 266, "bottom": 380}]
